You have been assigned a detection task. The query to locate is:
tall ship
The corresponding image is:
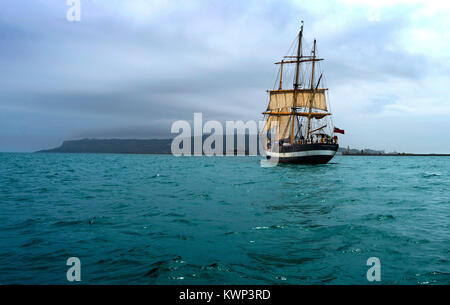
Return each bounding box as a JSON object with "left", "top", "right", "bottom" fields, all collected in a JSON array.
[{"left": 262, "top": 21, "right": 344, "bottom": 164}]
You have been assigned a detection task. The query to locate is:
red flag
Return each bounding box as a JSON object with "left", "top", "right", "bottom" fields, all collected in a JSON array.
[{"left": 334, "top": 127, "right": 345, "bottom": 134}]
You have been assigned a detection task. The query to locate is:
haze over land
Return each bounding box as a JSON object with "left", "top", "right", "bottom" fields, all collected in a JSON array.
[{"left": 0, "top": 0, "right": 449, "bottom": 153}]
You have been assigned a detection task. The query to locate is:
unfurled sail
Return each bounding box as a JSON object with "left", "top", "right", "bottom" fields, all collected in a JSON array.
[
  {"left": 267, "top": 89, "right": 327, "bottom": 112},
  {"left": 263, "top": 115, "right": 292, "bottom": 139}
]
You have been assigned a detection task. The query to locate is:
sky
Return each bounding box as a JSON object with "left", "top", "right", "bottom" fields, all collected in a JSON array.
[{"left": 0, "top": 0, "right": 449, "bottom": 153}]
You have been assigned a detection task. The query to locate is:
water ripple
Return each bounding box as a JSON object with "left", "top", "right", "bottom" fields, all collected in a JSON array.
[{"left": 0, "top": 153, "right": 448, "bottom": 284}]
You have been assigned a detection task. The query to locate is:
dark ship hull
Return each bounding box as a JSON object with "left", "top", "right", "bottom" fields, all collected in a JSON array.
[{"left": 266, "top": 143, "right": 339, "bottom": 164}]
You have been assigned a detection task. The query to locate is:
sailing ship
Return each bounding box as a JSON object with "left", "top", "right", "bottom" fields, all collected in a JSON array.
[{"left": 262, "top": 21, "right": 344, "bottom": 164}]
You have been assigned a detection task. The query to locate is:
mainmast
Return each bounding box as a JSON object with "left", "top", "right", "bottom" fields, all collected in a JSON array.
[
  {"left": 290, "top": 21, "right": 303, "bottom": 144},
  {"left": 278, "top": 60, "right": 284, "bottom": 90},
  {"left": 306, "top": 39, "right": 317, "bottom": 139}
]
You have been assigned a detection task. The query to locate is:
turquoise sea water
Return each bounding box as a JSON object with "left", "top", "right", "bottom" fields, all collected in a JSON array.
[{"left": 0, "top": 153, "right": 448, "bottom": 284}]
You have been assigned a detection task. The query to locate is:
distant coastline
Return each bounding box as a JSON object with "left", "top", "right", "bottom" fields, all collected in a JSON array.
[
  {"left": 36, "top": 138, "right": 449, "bottom": 156},
  {"left": 341, "top": 153, "right": 450, "bottom": 156},
  {"left": 340, "top": 147, "right": 450, "bottom": 156}
]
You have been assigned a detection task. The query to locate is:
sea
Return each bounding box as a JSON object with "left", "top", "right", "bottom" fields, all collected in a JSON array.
[{"left": 0, "top": 153, "right": 448, "bottom": 284}]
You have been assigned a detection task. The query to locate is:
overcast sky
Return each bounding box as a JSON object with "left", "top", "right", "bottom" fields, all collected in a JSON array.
[{"left": 0, "top": 0, "right": 449, "bottom": 153}]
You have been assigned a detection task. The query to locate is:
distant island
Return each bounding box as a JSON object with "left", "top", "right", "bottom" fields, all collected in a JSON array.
[
  {"left": 37, "top": 137, "right": 248, "bottom": 155},
  {"left": 37, "top": 138, "right": 449, "bottom": 156},
  {"left": 38, "top": 139, "right": 173, "bottom": 154}
]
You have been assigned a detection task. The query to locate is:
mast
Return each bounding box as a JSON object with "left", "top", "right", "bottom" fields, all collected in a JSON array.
[
  {"left": 306, "top": 39, "right": 317, "bottom": 139},
  {"left": 278, "top": 60, "right": 284, "bottom": 90},
  {"left": 290, "top": 21, "right": 303, "bottom": 144}
]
